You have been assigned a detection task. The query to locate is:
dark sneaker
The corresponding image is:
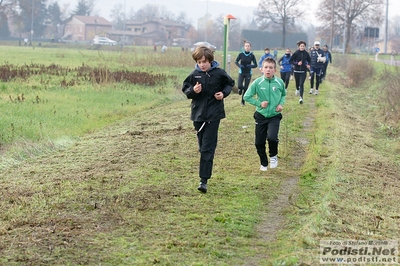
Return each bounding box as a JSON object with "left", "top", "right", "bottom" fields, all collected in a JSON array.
[
  {"left": 238, "top": 88, "right": 242, "bottom": 95},
  {"left": 197, "top": 182, "right": 207, "bottom": 193}
]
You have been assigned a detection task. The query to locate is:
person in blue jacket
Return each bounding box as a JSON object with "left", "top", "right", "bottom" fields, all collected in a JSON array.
[
  {"left": 244, "top": 57, "right": 286, "bottom": 171},
  {"left": 182, "top": 45, "right": 234, "bottom": 193},
  {"left": 278, "top": 47, "right": 292, "bottom": 92},
  {"left": 258, "top": 47, "right": 274, "bottom": 70},
  {"left": 235, "top": 40, "right": 258, "bottom": 105}
]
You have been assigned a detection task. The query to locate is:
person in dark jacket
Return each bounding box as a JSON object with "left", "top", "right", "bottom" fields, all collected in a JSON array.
[
  {"left": 182, "top": 46, "right": 234, "bottom": 193},
  {"left": 321, "top": 44, "right": 332, "bottom": 81},
  {"left": 290, "top": 40, "right": 311, "bottom": 104},
  {"left": 235, "top": 40, "right": 258, "bottom": 105},
  {"left": 278, "top": 47, "right": 292, "bottom": 92},
  {"left": 309, "top": 41, "right": 325, "bottom": 95}
]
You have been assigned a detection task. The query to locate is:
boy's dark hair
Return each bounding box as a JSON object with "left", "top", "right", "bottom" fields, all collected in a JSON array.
[
  {"left": 262, "top": 57, "right": 276, "bottom": 68},
  {"left": 264, "top": 47, "right": 270, "bottom": 51},
  {"left": 192, "top": 46, "right": 214, "bottom": 62},
  {"left": 296, "top": 40, "right": 306, "bottom": 47}
]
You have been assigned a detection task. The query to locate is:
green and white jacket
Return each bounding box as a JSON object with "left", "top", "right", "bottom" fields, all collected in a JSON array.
[{"left": 243, "top": 75, "right": 286, "bottom": 118}]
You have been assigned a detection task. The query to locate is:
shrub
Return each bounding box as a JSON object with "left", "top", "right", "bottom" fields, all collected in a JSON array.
[
  {"left": 381, "top": 70, "right": 400, "bottom": 128},
  {"left": 345, "top": 58, "right": 375, "bottom": 88}
]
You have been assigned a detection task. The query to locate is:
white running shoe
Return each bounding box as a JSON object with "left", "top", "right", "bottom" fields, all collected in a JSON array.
[
  {"left": 260, "top": 165, "right": 268, "bottom": 171},
  {"left": 314, "top": 90, "right": 319, "bottom": 95},
  {"left": 299, "top": 97, "right": 303, "bottom": 104},
  {"left": 295, "top": 90, "right": 299, "bottom": 96},
  {"left": 309, "top": 88, "right": 313, "bottom": 94},
  {"left": 270, "top": 156, "right": 278, "bottom": 168}
]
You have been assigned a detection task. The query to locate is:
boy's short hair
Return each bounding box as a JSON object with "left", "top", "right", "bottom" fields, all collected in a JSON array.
[
  {"left": 264, "top": 47, "right": 270, "bottom": 51},
  {"left": 296, "top": 40, "right": 307, "bottom": 47},
  {"left": 192, "top": 46, "right": 214, "bottom": 62},
  {"left": 262, "top": 57, "right": 276, "bottom": 68}
]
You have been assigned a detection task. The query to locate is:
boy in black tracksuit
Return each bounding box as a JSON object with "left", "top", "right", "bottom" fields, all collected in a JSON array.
[
  {"left": 182, "top": 46, "right": 234, "bottom": 193},
  {"left": 309, "top": 41, "right": 325, "bottom": 95},
  {"left": 235, "top": 41, "right": 257, "bottom": 105}
]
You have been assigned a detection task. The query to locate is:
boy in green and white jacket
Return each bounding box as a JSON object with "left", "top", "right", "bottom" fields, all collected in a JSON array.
[{"left": 244, "top": 57, "right": 286, "bottom": 171}]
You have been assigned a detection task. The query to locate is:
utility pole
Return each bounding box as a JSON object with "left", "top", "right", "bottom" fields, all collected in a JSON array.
[
  {"left": 342, "top": 0, "right": 347, "bottom": 54},
  {"left": 123, "top": 0, "right": 126, "bottom": 45},
  {"left": 30, "top": 0, "right": 34, "bottom": 46},
  {"left": 330, "top": 0, "right": 335, "bottom": 50},
  {"left": 384, "top": 0, "right": 389, "bottom": 53}
]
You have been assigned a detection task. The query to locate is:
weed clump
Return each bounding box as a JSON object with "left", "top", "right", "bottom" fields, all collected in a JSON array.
[
  {"left": 0, "top": 63, "right": 171, "bottom": 87},
  {"left": 345, "top": 59, "right": 375, "bottom": 88},
  {"left": 380, "top": 70, "right": 400, "bottom": 130}
]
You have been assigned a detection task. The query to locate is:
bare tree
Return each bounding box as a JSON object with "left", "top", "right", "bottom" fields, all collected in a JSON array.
[
  {"left": 0, "top": 0, "right": 15, "bottom": 11},
  {"left": 254, "top": 0, "right": 304, "bottom": 48},
  {"left": 110, "top": 3, "right": 124, "bottom": 30},
  {"left": 390, "top": 15, "right": 400, "bottom": 38},
  {"left": 134, "top": 4, "right": 159, "bottom": 21},
  {"left": 316, "top": 0, "right": 384, "bottom": 53}
]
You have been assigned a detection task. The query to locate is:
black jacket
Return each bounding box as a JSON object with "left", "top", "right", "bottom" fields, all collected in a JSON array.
[
  {"left": 182, "top": 61, "right": 234, "bottom": 122},
  {"left": 290, "top": 49, "right": 311, "bottom": 72},
  {"left": 310, "top": 48, "right": 325, "bottom": 68},
  {"left": 235, "top": 50, "right": 257, "bottom": 74}
]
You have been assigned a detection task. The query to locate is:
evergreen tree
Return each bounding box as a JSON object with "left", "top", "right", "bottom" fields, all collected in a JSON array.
[
  {"left": 19, "top": 0, "right": 47, "bottom": 38},
  {"left": 47, "top": 2, "right": 62, "bottom": 26},
  {"left": 73, "top": 0, "right": 90, "bottom": 16}
]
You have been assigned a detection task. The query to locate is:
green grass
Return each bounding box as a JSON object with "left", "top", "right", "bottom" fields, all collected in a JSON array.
[{"left": 0, "top": 46, "right": 399, "bottom": 265}]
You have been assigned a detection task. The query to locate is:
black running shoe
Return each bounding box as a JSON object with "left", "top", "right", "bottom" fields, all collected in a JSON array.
[{"left": 197, "top": 182, "right": 207, "bottom": 193}]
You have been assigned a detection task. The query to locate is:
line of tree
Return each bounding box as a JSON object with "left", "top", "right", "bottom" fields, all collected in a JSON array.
[
  {"left": 0, "top": 0, "right": 95, "bottom": 39},
  {"left": 316, "top": 0, "right": 385, "bottom": 53},
  {"left": 1, "top": 0, "right": 398, "bottom": 52}
]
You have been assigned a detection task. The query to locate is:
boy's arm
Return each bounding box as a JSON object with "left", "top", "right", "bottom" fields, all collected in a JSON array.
[
  {"left": 243, "top": 80, "right": 261, "bottom": 107},
  {"left": 280, "top": 84, "right": 286, "bottom": 106},
  {"left": 182, "top": 73, "right": 200, "bottom": 99},
  {"left": 220, "top": 71, "right": 234, "bottom": 98}
]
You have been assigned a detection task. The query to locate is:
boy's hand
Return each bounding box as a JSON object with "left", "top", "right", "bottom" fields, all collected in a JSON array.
[
  {"left": 276, "top": 104, "right": 283, "bottom": 112},
  {"left": 214, "top": 92, "right": 224, "bottom": 100},
  {"left": 261, "top": 101, "right": 268, "bottom": 108},
  {"left": 193, "top": 82, "right": 202, "bottom": 93}
]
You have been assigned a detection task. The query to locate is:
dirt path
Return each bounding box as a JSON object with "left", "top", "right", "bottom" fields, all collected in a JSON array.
[{"left": 246, "top": 97, "right": 317, "bottom": 265}]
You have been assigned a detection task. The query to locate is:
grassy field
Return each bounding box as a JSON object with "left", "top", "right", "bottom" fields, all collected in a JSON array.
[{"left": 0, "top": 45, "right": 399, "bottom": 265}]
